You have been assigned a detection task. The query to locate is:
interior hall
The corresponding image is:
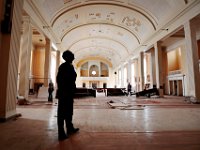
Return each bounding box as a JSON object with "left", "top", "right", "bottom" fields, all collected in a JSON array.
[{"left": 0, "top": 0, "right": 200, "bottom": 150}]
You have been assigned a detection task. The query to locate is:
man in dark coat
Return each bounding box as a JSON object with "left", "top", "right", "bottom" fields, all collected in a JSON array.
[
  {"left": 127, "top": 82, "right": 132, "bottom": 96},
  {"left": 48, "top": 80, "right": 54, "bottom": 102},
  {"left": 56, "top": 50, "right": 79, "bottom": 141}
]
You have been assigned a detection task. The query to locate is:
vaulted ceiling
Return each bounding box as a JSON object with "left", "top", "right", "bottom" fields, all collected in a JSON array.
[{"left": 23, "top": 0, "right": 199, "bottom": 68}]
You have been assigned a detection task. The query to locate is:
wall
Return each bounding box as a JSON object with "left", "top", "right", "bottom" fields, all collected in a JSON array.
[
  {"left": 80, "top": 70, "right": 88, "bottom": 77},
  {"left": 164, "top": 38, "right": 188, "bottom": 95},
  {"left": 76, "top": 60, "right": 114, "bottom": 88},
  {"left": 167, "top": 49, "right": 181, "bottom": 72}
]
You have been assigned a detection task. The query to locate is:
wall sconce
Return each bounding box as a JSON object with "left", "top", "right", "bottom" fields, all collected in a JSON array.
[
  {"left": 161, "top": 28, "right": 169, "bottom": 31},
  {"left": 43, "top": 26, "right": 50, "bottom": 29}
]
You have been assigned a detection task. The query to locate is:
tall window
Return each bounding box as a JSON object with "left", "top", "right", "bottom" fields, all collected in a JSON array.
[
  {"left": 80, "top": 62, "right": 88, "bottom": 77},
  {"left": 100, "top": 62, "right": 109, "bottom": 77},
  {"left": 124, "top": 67, "right": 127, "bottom": 88},
  {"left": 118, "top": 69, "right": 121, "bottom": 87}
]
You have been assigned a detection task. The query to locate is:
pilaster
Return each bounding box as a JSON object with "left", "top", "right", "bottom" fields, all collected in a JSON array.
[
  {"left": 56, "top": 50, "right": 60, "bottom": 73},
  {"left": 0, "top": 0, "right": 24, "bottom": 121},
  {"left": 150, "top": 48, "right": 156, "bottom": 88},
  {"left": 184, "top": 19, "right": 200, "bottom": 102},
  {"left": 134, "top": 59, "right": 139, "bottom": 92},
  {"left": 18, "top": 16, "right": 32, "bottom": 99},
  {"left": 154, "top": 41, "right": 164, "bottom": 97},
  {"left": 44, "top": 38, "right": 51, "bottom": 87},
  {"left": 139, "top": 52, "right": 144, "bottom": 91}
]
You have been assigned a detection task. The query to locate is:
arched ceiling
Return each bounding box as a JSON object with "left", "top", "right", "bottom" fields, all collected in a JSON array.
[{"left": 24, "top": 0, "right": 197, "bottom": 68}]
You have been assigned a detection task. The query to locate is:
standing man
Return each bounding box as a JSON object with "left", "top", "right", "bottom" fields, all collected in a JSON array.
[
  {"left": 127, "top": 82, "right": 132, "bottom": 96},
  {"left": 48, "top": 80, "right": 54, "bottom": 102},
  {"left": 56, "top": 50, "right": 79, "bottom": 141}
]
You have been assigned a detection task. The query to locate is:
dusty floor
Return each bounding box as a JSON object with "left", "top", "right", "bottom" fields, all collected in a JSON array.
[{"left": 0, "top": 95, "right": 200, "bottom": 150}]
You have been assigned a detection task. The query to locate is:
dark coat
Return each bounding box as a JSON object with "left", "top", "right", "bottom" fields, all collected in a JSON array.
[
  {"left": 56, "top": 62, "right": 77, "bottom": 100},
  {"left": 127, "top": 83, "right": 132, "bottom": 92},
  {"left": 48, "top": 82, "right": 54, "bottom": 93}
]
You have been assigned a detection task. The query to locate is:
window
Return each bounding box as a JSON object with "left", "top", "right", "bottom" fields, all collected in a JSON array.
[{"left": 124, "top": 67, "right": 127, "bottom": 88}]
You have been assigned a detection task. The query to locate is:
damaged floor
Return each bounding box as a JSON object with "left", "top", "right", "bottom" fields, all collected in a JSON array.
[{"left": 0, "top": 95, "right": 200, "bottom": 150}]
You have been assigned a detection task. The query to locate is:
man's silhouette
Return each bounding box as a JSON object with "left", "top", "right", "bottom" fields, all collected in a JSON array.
[{"left": 56, "top": 50, "right": 79, "bottom": 141}]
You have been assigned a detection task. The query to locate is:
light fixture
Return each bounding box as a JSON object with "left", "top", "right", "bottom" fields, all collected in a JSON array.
[
  {"left": 161, "top": 28, "right": 169, "bottom": 31},
  {"left": 43, "top": 26, "right": 50, "bottom": 29},
  {"left": 92, "top": 70, "right": 96, "bottom": 75}
]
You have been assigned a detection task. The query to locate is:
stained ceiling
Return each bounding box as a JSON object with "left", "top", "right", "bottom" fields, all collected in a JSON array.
[{"left": 24, "top": 0, "right": 199, "bottom": 68}]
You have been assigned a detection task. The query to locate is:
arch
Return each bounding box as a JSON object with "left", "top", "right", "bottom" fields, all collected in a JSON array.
[
  {"left": 89, "top": 65, "right": 99, "bottom": 77},
  {"left": 50, "top": 3, "right": 157, "bottom": 30},
  {"left": 61, "top": 23, "right": 141, "bottom": 44},
  {"left": 76, "top": 56, "right": 112, "bottom": 68}
]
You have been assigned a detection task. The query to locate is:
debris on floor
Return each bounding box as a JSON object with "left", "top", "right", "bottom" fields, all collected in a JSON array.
[{"left": 107, "top": 101, "right": 144, "bottom": 110}]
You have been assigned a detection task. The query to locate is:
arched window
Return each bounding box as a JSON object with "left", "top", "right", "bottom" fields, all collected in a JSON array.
[
  {"left": 89, "top": 65, "right": 99, "bottom": 77},
  {"left": 100, "top": 62, "right": 109, "bottom": 77},
  {"left": 80, "top": 62, "right": 88, "bottom": 77},
  {"left": 124, "top": 67, "right": 127, "bottom": 88}
]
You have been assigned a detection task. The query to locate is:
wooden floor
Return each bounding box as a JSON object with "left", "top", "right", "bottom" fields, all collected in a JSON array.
[{"left": 0, "top": 95, "right": 200, "bottom": 150}]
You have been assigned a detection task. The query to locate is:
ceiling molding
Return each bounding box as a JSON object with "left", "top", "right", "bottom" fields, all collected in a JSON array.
[
  {"left": 60, "top": 23, "right": 141, "bottom": 44},
  {"left": 68, "top": 36, "right": 130, "bottom": 55},
  {"left": 73, "top": 45, "right": 121, "bottom": 59}
]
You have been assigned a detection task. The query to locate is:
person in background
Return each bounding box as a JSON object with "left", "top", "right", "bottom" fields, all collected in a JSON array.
[
  {"left": 56, "top": 50, "right": 79, "bottom": 141},
  {"left": 127, "top": 82, "right": 132, "bottom": 96},
  {"left": 48, "top": 80, "right": 54, "bottom": 102}
]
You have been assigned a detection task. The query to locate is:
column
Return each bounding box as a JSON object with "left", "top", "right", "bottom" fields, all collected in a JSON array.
[
  {"left": 139, "top": 52, "right": 144, "bottom": 91},
  {"left": 172, "top": 81, "right": 175, "bottom": 95},
  {"left": 150, "top": 48, "right": 156, "bottom": 88},
  {"left": 134, "top": 59, "right": 139, "bottom": 92},
  {"left": 56, "top": 50, "right": 60, "bottom": 74},
  {"left": 114, "top": 71, "right": 117, "bottom": 88},
  {"left": 29, "top": 50, "right": 34, "bottom": 93},
  {"left": 154, "top": 41, "right": 164, "bottom": 97},
  {"left": 168, "top": 79, "right": 170, "bottom": 95},
  {"left": 0, "top": 0, "right": 24, "bottom": 121},
  {"left": 18, "top": 16, "right": 32, "bottom": 99},
  {"left": 184, "top": 20, "right": 200, "bottom": 102},
  {"left": 44, "top": 38, "right": 51, "bottom": 87},
  {"left": 54, "top": 50, "right": 60, "bottom": 89}
]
